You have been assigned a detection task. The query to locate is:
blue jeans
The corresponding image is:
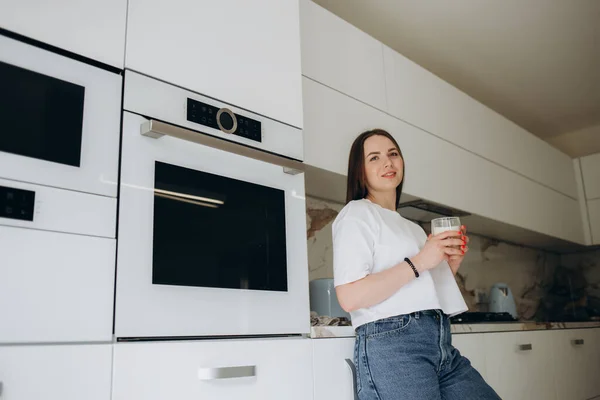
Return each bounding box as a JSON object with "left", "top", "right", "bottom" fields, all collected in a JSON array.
[{"left": 353, "top": 309, "right": 501, "bottom": 400}]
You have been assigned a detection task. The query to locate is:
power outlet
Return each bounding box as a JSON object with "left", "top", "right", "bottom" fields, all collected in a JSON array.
[{"left": 474, "top": 288, "right": 488, "bottom": 305}]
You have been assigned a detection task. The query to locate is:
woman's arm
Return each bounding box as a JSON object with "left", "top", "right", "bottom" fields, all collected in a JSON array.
[
  {"left": 335, "top": 230, "right": 463, "bottom": 312},
  {"left": 335, "top": 260, "right": 416, "bottom": 312}
]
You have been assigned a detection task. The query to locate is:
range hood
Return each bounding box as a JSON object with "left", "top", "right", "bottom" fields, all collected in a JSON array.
[{"left": 397, "top": 200, "right": 471, "bottom": 224}]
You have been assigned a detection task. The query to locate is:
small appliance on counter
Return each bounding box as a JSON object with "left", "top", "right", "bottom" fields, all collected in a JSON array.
[
  {"left": 489, "top": 283, "right": 518, "bottom": 319},
  {"left": 309, "top": 278, "right": 350, "bottom": 320}
]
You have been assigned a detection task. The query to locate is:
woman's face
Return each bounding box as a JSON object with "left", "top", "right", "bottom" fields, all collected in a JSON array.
[{"left": 363, "top": 135, "right": 404, "bottom": 194}]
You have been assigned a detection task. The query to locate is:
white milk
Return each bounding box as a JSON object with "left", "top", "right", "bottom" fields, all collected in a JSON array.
[{"left": 431, "top": 224, "right": 461, "bottom": 236}]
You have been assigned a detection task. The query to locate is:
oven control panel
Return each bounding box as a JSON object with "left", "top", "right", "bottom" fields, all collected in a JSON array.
[
  {"left": 0, "top": 185, "right": 35, "bottom": 221},
  {"left": 186, "top": 98, "right": 262, "bottom": 142}
]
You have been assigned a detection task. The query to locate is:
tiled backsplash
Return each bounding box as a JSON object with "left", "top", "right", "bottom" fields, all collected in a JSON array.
[{"left": 306, "top": 196, "right": 600, "bottom": 322}]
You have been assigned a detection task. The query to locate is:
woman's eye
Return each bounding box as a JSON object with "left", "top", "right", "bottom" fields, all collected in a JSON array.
[
  {"left": 390, "top": 151, "right": 399, "bottom": 157},
  {"left": 370, "top": 156, "right": 379, "bottom": 162}
]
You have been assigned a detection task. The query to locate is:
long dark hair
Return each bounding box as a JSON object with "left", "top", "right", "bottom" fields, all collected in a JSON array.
[{"left": 345, "top": 129, "right": 405, "bottom": 209}]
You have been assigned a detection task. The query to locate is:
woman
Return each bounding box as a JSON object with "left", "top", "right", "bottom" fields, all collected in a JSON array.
[{"left": 333, "top": 129, "right": 500, "bottom": 400}]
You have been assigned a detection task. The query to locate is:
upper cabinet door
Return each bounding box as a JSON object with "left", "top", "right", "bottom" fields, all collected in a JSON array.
[
  {"left": 581, "top": 153, "right": 600, "bottom": 200},
  {"left": 383, "top": 46, "right": 577, "bottom": 199},
  {"left": 126, "top": 0, "right": 303, "bottom": 128},
  {"left": 300, "top": 0, "right": 387, "bottom": 111},
  {"left": 0, "top": 0, "right": 127, "bottom": 68},
  {"left": 588, "top": 199, "right": 600, "bottom": 245}
]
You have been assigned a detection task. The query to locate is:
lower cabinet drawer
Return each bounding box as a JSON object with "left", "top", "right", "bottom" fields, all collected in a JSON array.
[
  {"left": 451, "top": 333, "right": 487, "bottom": 380},
  {"left": 112, "top": 337, "right": 313, "bottom": 400},
  {"left": 0, "top": 226, "right": 116, "bottom": 343},
  {"left": 484, "top": 330, "right": 557, "bottom": 400},
  {"left": 0, "top": 344, "right": 112, "bottom": 400},
  {"left": 312, "top": 338, "right": 356, "bottom": 400}
]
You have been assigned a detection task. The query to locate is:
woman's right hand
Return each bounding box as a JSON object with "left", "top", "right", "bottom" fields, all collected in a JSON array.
[{"left": 411, "top": 230, "right": 464, "bottom": 273}]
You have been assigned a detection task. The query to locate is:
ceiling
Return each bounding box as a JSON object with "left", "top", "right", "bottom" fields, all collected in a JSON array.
[{"left": 311, "top": 0, "right": 600, "bottom": 158}]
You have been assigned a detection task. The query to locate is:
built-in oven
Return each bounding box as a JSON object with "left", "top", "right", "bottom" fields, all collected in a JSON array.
[
  {"left": 0, "top": 31, "right": 121, "bottom": 343},
  {"left": 114, "top": 71, "right": 309, "bottom": 339}
]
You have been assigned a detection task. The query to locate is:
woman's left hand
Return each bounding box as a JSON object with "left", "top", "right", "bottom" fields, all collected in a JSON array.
[
  {"left": 447, "top": 225, "right": 468, "bottom": 275},
  {"left": 429, "top": 225, "right": 469, "bottom": 275}
]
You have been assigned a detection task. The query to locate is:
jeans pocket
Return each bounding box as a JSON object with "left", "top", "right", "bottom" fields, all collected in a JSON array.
[{"left": 367, "top": 314, "right": 412, "bottom": 339}]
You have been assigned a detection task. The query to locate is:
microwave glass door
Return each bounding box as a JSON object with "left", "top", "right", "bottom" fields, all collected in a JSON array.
[
  {"left": 152, "top": 161, "right": 288, "bottom": 291},
  {"left": 0, "top": 61, "right": 85, "bottom": 167}
]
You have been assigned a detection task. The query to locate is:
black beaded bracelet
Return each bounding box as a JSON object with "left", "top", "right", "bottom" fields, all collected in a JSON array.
[{"left": 404, "top": 257, "right": 420, "bottom": 278}]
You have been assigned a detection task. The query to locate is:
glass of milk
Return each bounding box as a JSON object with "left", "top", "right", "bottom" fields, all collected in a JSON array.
[{"left": 431, "top": 217, "right": 462, "bottom": 248}]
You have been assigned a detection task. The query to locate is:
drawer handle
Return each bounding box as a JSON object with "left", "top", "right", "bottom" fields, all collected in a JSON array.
[
  {"left": 571, "top": 339, "right": 584, "bottom": 346},
  {"left": 518, "top": 344, "right": 533, "bottom": 351},
  {"left": 198, "top": 365, "right": 256, "bottom": 380},
  {"left": 345, "top": 359, "right": 360, "bottom": 400}
]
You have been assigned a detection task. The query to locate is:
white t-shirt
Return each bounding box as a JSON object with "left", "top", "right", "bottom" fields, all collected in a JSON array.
[{"left": 332, "top": 199, "right": 468, "bottom": 328}]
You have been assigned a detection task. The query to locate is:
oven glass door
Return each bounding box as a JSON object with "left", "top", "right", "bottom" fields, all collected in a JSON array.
[
  {"left": 0, "top": 34, "right": 121, "bottom": 197},
  {"left": 115, "top": 112, "right": 309, "bottom": 338},
  {"left": 152, "top": 161, "right": 288, "bottom": 291}
]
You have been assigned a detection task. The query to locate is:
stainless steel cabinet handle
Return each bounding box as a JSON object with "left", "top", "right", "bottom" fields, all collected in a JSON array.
[
  {"left": 140, "top": 120, "right": 304, "bottom": 175},
  {"left": 345, "top": 359, "right": 360, "bottom": 400},
  {"left": 0, "top": 381, "right": 3, "bottom": 396},
  {"left": 518, "top": 344, "right": 533, "bottom": 351},
  {"left": 197, "top": 365, "right": 256, "bottom": 380},
  {"left": 571, "top": 339, "right": 584, "bottom": 346}
]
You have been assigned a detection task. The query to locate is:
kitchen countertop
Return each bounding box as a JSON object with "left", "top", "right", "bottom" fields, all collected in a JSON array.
[{"left": 310, "top": 321, "right": 600, "bottom": 338}]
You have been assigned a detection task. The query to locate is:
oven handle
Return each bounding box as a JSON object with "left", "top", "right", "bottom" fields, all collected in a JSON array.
[{"left": 141, "top": 119, "right": 304, "bottom": 175}]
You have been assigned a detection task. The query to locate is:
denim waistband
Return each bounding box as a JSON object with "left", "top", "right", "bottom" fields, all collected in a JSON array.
[
  {"left": 356, "top": 309, "right": 446, "bottom": 335},
  {"left": 412, "top": 309, "right": 444, "bottom": 318}
]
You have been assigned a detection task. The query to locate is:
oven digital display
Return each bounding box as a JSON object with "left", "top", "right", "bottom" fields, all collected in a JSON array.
[
  {"left": 187, "top": 98, "right": 262, "bottom": 142},
  {"left": 152, "top": 161, "right": 288, "bottom": 292}
]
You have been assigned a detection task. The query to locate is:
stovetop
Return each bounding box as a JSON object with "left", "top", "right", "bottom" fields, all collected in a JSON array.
[{"left": 450, "top": 312, "right": 517, "bottom": 324}]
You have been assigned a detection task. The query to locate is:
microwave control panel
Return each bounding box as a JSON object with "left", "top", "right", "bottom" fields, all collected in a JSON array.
[
  {"left": 0, "top": 185, "right": 35, "bottom": 221},
  {"left": 186, "top": 98, "right": 262, "bottom": 142}
]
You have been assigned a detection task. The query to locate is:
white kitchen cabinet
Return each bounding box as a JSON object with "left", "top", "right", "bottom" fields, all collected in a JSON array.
[
  {"left": 302, "top": 77, "right": 395, "bottom": 176},
  {"left": 579, "top": 153, "right": 600, "bottom": 245},
  {"left": 312, "top": 338, "right": 356, "bottom": 400},
  {"left": 382, "top": 46, "right": 577, "bottom": 199},
  {"left": 552, "top": 329, "right": 600, "bottom": 400},
  {"left": 0, "top": 0, "right": 126, "bottom": 68},
  {"left": 588, "top": 198, "right": 600, "bottom": 245},
  {"left": 484, "top": 330, "right": 557, "bottom": 400},
  {"left": 574, "top": 159, "right": 594, "bottom": 245},
  {"left": 0, "top": 226, "right": 116, "bottom": 343},
  {"left": 581, "top": 153, "right": 600, "bottom": 200},
  {"left": 451, "top": 333, "right": 487, "bottom": 380},
  {"left": 302, "top": 77, "right": 585, "bottom": 245},
  {"left": 0, "top": 344, "right": 112, "bottom": 400},
  {"left": 300, "top": 0, "right": 387, "bottom": 111},
  {"left": 112, "top": 338, "right": 313, "bottom": 400},
  {"left": 126, "top": 0, "right": 303, "bottom": 128}
]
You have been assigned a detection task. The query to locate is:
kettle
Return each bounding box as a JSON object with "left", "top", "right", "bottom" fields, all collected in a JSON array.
[{"left": 489, "top": 283, "right": 518, "bottom": 319}]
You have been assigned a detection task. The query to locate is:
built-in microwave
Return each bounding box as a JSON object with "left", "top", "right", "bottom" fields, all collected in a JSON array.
[
  {"left": 114, "top": 71, "right": 310, "bottom": 339},
  {"left": 0, "top": 32, "right": 121, "bottom": 197}
]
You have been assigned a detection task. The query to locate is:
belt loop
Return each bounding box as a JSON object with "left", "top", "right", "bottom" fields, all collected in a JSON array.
[
  {"left": 366, "top": 322, "right": 373, "bottom": 336},
  {"left": 414, "top": 311, "right": 420, "bottom": 320}
]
